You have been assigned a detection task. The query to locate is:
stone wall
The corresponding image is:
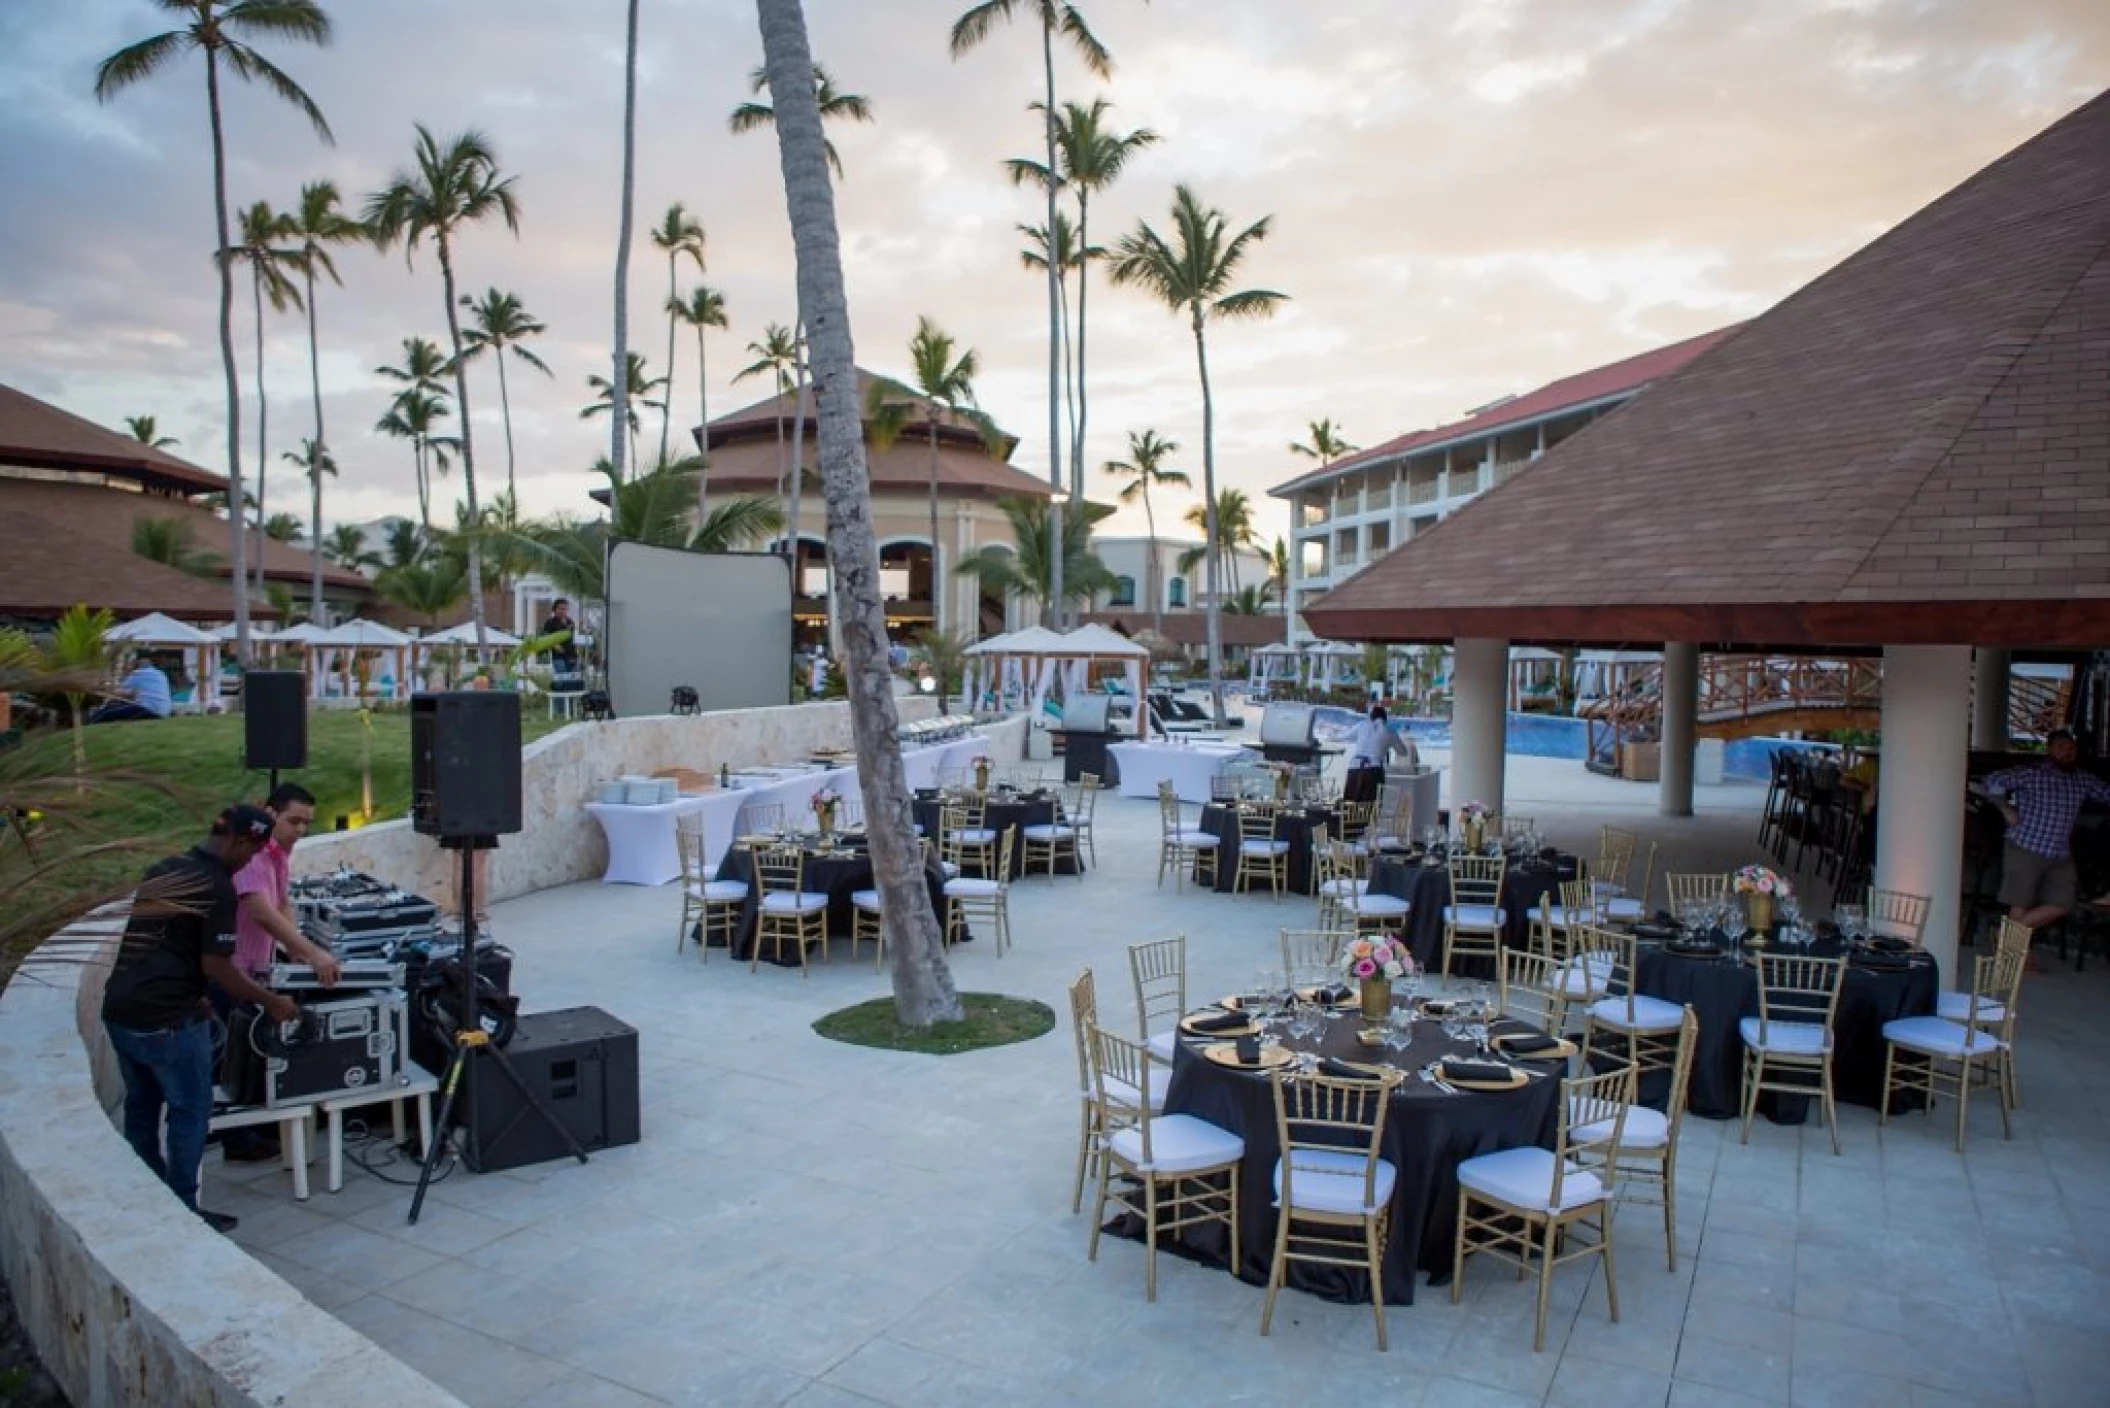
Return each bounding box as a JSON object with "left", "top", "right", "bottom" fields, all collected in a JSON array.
[{"left": 0, "top": 915, "right": 464, "bottom": 1407}]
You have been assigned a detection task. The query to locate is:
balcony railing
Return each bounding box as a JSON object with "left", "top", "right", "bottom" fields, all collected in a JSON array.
[
  {"left": 1442, "top": 469, "right": 1484, "bottom": 498},
  {"left": 1492, "top": 457, "right": 1534, "bottom": 486},
  {"left": 1406, "top": 478, "right": 1439, "bottom": 505}
]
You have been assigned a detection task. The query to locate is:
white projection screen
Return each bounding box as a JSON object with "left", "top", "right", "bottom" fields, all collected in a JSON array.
[{"left": 605, "top": 542, "right": 793, "bottom": 716}]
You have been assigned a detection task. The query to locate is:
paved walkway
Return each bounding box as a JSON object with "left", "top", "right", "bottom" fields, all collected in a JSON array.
[{"left": 207, "top": 754, "right": 2109, "bottom": 1406}]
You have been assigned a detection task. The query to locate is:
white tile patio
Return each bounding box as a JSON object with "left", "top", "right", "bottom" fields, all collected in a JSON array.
[{"left": 205, "top": 754, "right": 2110, "bottom": 1407}]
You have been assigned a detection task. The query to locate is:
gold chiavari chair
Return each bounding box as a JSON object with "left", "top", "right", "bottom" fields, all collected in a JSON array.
[
  {"left": 1496, "top": 815, "right": 1537, "bottom": 842},
  {"left": 1019, "top": 789, "right": 1082, "bottom": 878},
  {"left": 1860, "top": 886, "right": 1931, "bottom": 946},
  {"left": 1454, "top": 1065, "right": 1632, "bottom": 1352},
  {"left": 1665, "top": 872, "right": 1731, "bottom": 916},
  {"left": 1334, "top": 797, "right": 1376, "bottom": 847},
  {"left": 1069, "top": 772, "right": 1100, "bottom": 866},
  {"left": 1604, "top": 842, "right": 1658, "bottom": 925},
  {"left": 942, "top": 827, "right": 1015, "bottom": 954},
  {"left": 1156, "top": 782, "right": 1219, "bottom": 891},
  {"left": 1441, "top": 853, "right": 1508, "bottom": 980},
  {"left": 1882, "top": 945, "right": 2026, "bottom": 1152},
  {"left": 1260, "top": 1067, "right": 1400, "bottom": 1350},
  {"left": 1595, "top": 825, "right": 1637, "bottom": 897},
  {"left": 1740, "top": 952, "right": 1846, "bottom": 1155},
  {"left": 1129, "top": 934, "right": 1188, "bottom": 1064},
  {"left": 941, "top": 799, "right": 999, "bottom": 879},
  {"left": 1358, "top": 789, "right": 1417, "bottom": 856},
  {"left": 1233, "top": 805, "right": 1290, "bottom": 897},
  {"left": 1280, "top": 928, "right": 1351, "bottom": 987},
  {"left": 1529, "top": 873, "right": 1601, "bottom": 961},
  {"left": 1940, "top": 916, "right": 2032, "bottom": 1105},
  {"left": 1067, "top": 970, "right": 1103, "bottom": 1215},
  {"left": 850, "top": 838, "right": 933, "bottom": 971},
  {"left": 1589, "top": 1006, "right": 1698, "bottom": 1272},
  {"left": 674, "top": 815, "right": 747, "bottom": 959},
  {"left": 749, "top": 845, "right": 829, "bottom": 975},
  {"left": 1580, "top": 928, "right": 1686, "bottom": 1075},
  {"left": 1088, "top": 1027, "right": 1244, "bottom": 1303},
  {"left": 1327, "top": 840, "right": 1412, "bottom": 934},
  {"left": 1496, "top": 948, "right": 1566, "bottom": 1035}
]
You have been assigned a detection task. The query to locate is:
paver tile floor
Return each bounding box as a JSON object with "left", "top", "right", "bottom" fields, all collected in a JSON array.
[{"left": 209, "top": 754, "right": 2110, "bottom": 1406}]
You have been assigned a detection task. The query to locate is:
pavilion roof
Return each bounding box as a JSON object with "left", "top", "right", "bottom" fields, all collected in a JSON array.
[
  {"left": 1305, "top": 89, "right": 2110, "bottom": 651},
  {"left": 0, "top": 383, "right": 224, "bottom": 495}
]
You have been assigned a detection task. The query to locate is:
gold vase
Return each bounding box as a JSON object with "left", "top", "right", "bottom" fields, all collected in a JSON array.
[
  {"left": 1360, "top": 977, "right": 1391, "bottom": 1022},
  {"left": 1274, "top": 771, "right": 1290, "bottom": 803},
  {"left": 1747, "top": 891, "right": 1774, "bottom": 934},
  {"left": 818, "top": 803, "right": 835, "bottom": 846},
  {"left": 973, "top": 761, "right": 990, "bottom": 794},
  {"left": 1464, "top": 818, "right": 1484, "bottom": 853}
]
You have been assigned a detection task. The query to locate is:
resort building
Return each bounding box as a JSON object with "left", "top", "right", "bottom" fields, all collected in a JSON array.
[
  {"left": 1268, "top": 326, "right": 1739, "bottom": 642},
  {"left": 1088, "top": 536, "right": 1272, "bottom": 617}
]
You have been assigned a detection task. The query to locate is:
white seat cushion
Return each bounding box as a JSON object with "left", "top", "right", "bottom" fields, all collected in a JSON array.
[
  {"left": 1171, "top": 830, "right": 1221, "bottom": 849},
  {"left": 1553, "top": 962, "right": 1605, "bottom": 998},
  {"left": 1935, "top": 990, "right": 2008, "bottom": 1023},
  {"left": 1587, "top": 993, "right": 1686, "bottom": 1032},
  {"left": 944, "top": 877, "right": 1003, "bottom": 898},
  {"left": 1457, "top": 1145, "right": 1606, "bottom": 1213},
  {"left": 1738, "top": 1016, "right": 1832, "bottom": 1055},
  {"left": 1444, "top": 904, "right": 1507, "bottom": 930},
  {"left": 1240, "top": 839, "right": 1291, "bottom": 857},
  {"left": 1107, "top": 1113, "right": 1244, "bottom": 1174},
  {"left": 849, "top": 888, "right": 882, "bottom": 912},
  {"left": 953, "top": 827, "right": 998, "bottom": 844},
  {"left": 1021, "top": 824, "right": 1076, "bottom": 842},
  {"left": 1358, "top": 834, "right": 1411, "bottom": 854},
  {"left": 687, "top": 879, "right": 748, "bottom": 902},
  {"left": 1274, "top": 1147, "right": 1398, "bottom": 1215},
  {"left": 1573, "top": 1102, "right": 1670, "bottom": 1150},
  {"left": 759, "top": 891, "right": 827, "bottom": 914},
  {"left": 1146, "top": 1031, "right": 1179, "bottom": 1064},
  {"left": 1530, "top": 905, "right": 1587, "bottom": 926},
  {"left": 1346, "top": 893, "right": 1411, "bottom": 919},
  {"left": 1604, "top": 897, "right": 1645, "bottom": 922},
  {"left": 1883, "top": 1014, "right": 2005, "bottom": 1058},
  {"left": 938, "top": 860, "right": 961, "bottom": 879},
  {"left": 1318, "top": 877, "right": 1369, "bottom": 899},
  {"left": 1103, "top": 1064, "right": 1174, "bottom": 1113}
]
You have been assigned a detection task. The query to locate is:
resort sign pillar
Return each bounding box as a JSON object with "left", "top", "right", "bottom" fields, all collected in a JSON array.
[
  {"left": 1659, "top": 641, "right": 1698, "bottom": 817},
  {"left": 1971, "top": 648, "right": 2011, "bottom": 750},
  {"left": 1452, "top": 637, "right": 1508, "bottom": 820},
  {"left": 1874, "top": 644, "right": 1971, "bottom": 975}
]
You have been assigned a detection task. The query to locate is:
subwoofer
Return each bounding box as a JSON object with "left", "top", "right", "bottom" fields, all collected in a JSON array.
[
  {"left": 243, "top": 671, "right": 308, "bottom": 771},
  {"left": 410, "top": 691, "right": 523, "bottom": 838}
]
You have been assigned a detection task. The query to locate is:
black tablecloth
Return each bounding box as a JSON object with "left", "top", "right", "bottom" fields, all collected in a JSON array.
[
  {"left": 1197, "top": 803, "right": 1341, "bottom": 895},
  {"left": 714, "top": 842, "right": 951, "bottom": 964},
  {"left": 1366, "top": 854, "right": 1577, "bottom": 970},
  {"left": 1630, "top": 937, "right": 1938, "bottom": 1122},
  {"left": 911, "top": 792, "right": 1081, "bottom": 878},
  {"left": 1149, "top": 999, "right": 1561, "bottom": 1305}
]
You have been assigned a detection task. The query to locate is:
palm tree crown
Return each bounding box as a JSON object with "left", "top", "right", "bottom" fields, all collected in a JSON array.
[
  {"left": 648, "top": 203, "right": 706, "bottom": 464},
  {"left": 125, "top": 415, "right": 179, "bottom": 449},
  {"left": 459, "top": 287, "right": 552, "bottom": 502},
  {"left": 1103, "top": 428, "right": 1187, "bottom": 627},
  {"left": 1289, "top": 417, "right": 1358, "bottom": 467},
  {"left": 729, "top": 62, "right": 874, "bottom": 176}
]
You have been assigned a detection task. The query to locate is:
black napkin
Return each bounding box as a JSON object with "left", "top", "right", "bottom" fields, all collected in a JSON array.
[
  {"left": 1314, "top": 984, "right": 1351, "bottom": 1005},
  {"left": 1868, "top": 936, "right": 1913, "bottom": 954},
  {"left": 1852, "top": 951, "right": 1911, "bottom": 972},
  {"left": 1185, "top": 1010, "right": 1246, "bottom": 1034},
  {"left": 1440, "top": 1058, "right": 1514, "bottom": 1085},
  {"left": 1420, "top": 1000, "right": 1456, "bottom": 1017},
  {"left": 1494, "top": 1032, "right": 1564, "bottom": 1056},
  {"left": 1633, "top": 923, "right": 1681, "bottom": 942},
  {"left": 1667, "top": 940, "right": 1722, "bottom": 957},
  {"left": 1319, "top": 1058, "right": 1383, "bottom": 1081},
  {"left": 1234, "top": 1035, "right": 1262, "bottom": 1064}
]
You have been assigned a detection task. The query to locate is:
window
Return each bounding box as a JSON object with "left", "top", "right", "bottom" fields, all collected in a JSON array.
[
  {"left": 1168, "top": 576, "right": 1187, "bottom": 608},
  {"left": 1112, "top": 575, "right": 1136, "bottom": 606}
]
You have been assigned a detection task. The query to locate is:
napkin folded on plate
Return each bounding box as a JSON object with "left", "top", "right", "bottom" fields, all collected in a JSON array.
[
  {"left": 1494, "top": 1032, "right": 1564, "bottom": 1057},
  {"left": 1633, "top": 922, "right": 1681, "bottom": 942},
  {"left": 1313, "top": 984, "right": 1351, "bottom": 1006},
  {"left": 1318, "top": 1058, "right": 1384, "bottom": 1081},
  {"left": 1440, "top": 1058, "right": 1514, "bottom": 1085},
  {"left": 1185, "top": 1010, "right": 1246, "bottom": 1034},
  {"left": 1420, "top": 999, "right": 1457, "bottom": 1017}
]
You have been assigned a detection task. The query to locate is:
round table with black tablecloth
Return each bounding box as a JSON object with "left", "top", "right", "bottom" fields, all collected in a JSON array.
[
  {"left": 1197, "top": 803, "right": 1341, "bottom": 895},
  {"left": 713, "top": 841, "right": 952, "bottom": 964},
  {"left": 1629, "top": 937, "right": 1937, "bottom": 1122},
  {"left": 1125, "top": 999, "right": 1562, "bottom": 1305},
  {"left": 1366, "top": 853, "right": 1578, "bottom": 971},
  {"left": 911, "top": 791, "right": 1081, "bottom": 878}
]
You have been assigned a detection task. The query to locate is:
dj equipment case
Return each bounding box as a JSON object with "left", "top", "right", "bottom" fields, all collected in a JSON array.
[{"left": 262, "top": 991, "right": 414, "bottom": 1108}]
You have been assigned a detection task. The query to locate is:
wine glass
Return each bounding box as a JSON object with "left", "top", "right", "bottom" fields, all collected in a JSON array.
[
  {"left": 1836, "top": 903, "right": 1866, "bottom": 944},
  {"left": 1465, "top": 1020, "right": 1491, "bottom": 1057}
]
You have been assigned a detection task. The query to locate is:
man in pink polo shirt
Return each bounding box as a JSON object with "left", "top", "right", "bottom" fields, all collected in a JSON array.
[{"left": 219, "top": 782, "right": 341, "bottom": 1161}]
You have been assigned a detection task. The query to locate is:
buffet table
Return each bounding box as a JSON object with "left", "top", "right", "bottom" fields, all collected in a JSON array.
[
  {"left": 584, "top": 794, "right": 716, "bottom": 885},
  {"left": 1108, "top": 740, "right": 1247, "bottom": 803}
]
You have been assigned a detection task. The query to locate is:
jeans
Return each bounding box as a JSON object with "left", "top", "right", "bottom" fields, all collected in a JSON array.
[{"left": 104, "top": 1018, "right": 215, "bottom": 1209}]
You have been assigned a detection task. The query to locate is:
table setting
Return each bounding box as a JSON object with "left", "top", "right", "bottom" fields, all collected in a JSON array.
[
  {"left": 1364, "top": 831, "right": 1580, "bottom": 969},
  {"left": 710, "top": 825, "right": 952, "bottom": 964},
  {"left": 1196, "top": 800, "right": 1341, "bottom": 894},
  {"left": 911, "top": 785, "right": 1080, "bottom": 878}
]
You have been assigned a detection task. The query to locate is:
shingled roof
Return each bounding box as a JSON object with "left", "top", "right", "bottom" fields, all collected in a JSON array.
[
  {"left": 0, "top": 383, "right": 224, "bottom": 494},
  {"left": 1305, "top": 89, "right": 2110, "bottom": 651}
]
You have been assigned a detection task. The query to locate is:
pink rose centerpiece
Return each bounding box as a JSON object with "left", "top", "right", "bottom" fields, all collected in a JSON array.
[
  {"left": 1342, "top": 934, "right": 1418, "bottom": 1020},
  {"left": 1733, "top": 865, "right": 1790, "bottom": 932}
]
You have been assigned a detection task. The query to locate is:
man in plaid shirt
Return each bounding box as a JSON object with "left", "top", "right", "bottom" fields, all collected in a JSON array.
[{"left": 1982, "top": 729, "right": 2110, "bottom": 930}]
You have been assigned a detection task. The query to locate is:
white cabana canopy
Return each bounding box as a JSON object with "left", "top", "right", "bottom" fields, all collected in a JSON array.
[
  {"left": 1060, "top": 624, "right": 1148, "bottom": 658},
  {"left": 106, "top": 612, "right": 215, "bottom": 646},
  {"left": 419, "top": 621, "right": 523, "bottom": 648},
  {"left": 307, "top": 619, "right": 413, "bottom": 702},
  {"left": 268, "top": 621, "right": 327, "bottom": 644},
  {"left": 311, "top": 619, "right": 413, "bottom": 648}
]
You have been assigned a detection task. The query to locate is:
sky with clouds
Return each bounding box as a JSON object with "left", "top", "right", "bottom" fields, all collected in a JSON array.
[{"left": 1, "top": 0, "right": 2104, "bottom": 544}]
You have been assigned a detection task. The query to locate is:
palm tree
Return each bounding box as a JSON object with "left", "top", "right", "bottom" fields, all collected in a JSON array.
[
  {"left": 669, "top": 284, "right": 729, "bottom": 513},
  {"left": 373, "top": 388, "right": 455, "bottom": 535},
  {"left": 324, "top": 522, "right": 377, "bottom": 571},
  {"left": 1016, "top": 209, "right": 1089, "bottom": 478},
  {"left": 280, "top": 440, "right": 332, "bottom": 562},
  {"left": 581, "top": 353, "right": 667, "bottom": 469},
  {"left": 1289, "top": 417, "right": 1357, "bottom": 467},
  {"left": 1267, "top": 533, "right": 1291, "bottom": 621},
  {"left": 125, "top": 415, "right": 180, "bottom": 449},
  {"left": 366, "top": 125, "right": 523, "bottom": 648},
  {"left": 1109, "top": 185, "right": 1287, "bottom": 722},
  {"left": 864, "top": 318, "right": 1001, "bottom": 637},
  {"left": 131, "top": 516, "right": 222, "bottom": 576},
  {"left": 458, "top": 287, "right": 552, "bottom": 502},
  {"left": 282, "top": 178, "right": 364, "bottom": 617},
  {"left": 381, "top": 519, "right": 426, "bottom": 570},
  {"left": 648, "top": 204, "right": 706, "bottom": 466},
  {"left": 94, "top": 0, "right": 334, "bottom": 666},
  {"left": 376, "top": 558, "right": 467, "bottom": 629},
  {"left": 760, "top": 0, "right": 958, "bottom": 1027},
  {"left": 263, "top": 511, "right": 304, "bottom": 542},
  {"left": 1182, "top": 486, "right": 1258, "bottom": 595},
  {"left": 224, "top": 198, "right": 303, "bottom": 603},
  {"left": 735, "top": 322, "right": 802, "bottom": 545},
  {"left": 957, "top": 494, "right": 1116, "bottom": 611},
  {"left": 1103, "top": 428, "right": 1187, "bottom": 631},
  {"left": 1223, "top": 583, "right": 1273, "bottom": 616},
  {"left": 728, "top": 62, "right": 874, "bottom": 178},
  {"left": 609, "top": 0, "right": 641, "bottom": 486}
]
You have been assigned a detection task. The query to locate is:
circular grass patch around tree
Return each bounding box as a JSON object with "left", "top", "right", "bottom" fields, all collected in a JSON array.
[{"left": 812, "top": 992, "right": 1055, "bottom": 1055}]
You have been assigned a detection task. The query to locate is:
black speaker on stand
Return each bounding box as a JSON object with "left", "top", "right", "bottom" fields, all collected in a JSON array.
[{"left": 244, "top": 671, "right": 307, "bottom": 790}]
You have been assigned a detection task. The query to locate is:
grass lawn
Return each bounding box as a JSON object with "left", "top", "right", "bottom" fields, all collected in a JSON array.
[
  {"left": 1, "top": 707, "right": 565, "bottom": 963},
  {"left": 812, "top": 993, "right": 1055, "bottom": 1054}
]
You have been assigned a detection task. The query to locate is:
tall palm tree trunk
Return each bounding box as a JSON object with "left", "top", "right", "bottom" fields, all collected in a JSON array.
[
  {"left": 251, "top": 262, "right": 271, "bottom": 606},
  {"left": 695, "top": 324, "right": 712, "bottom": 518},
  {"left": 206, "top": 51, "right": 250, "bottom": 664},
  {"left": 611, "top": 0, "right": 640, "bottom": 483},
  {"left": 756, "top": 0, "right": 960, "bottom": 1026},
  {"left": 1192, "top": 310, "right": 1224, "bottom": 723},
  {"left": 303, "top": 262, "right": 326, "bottom": 619},
  {"left": 413, "top": 438, "right": 430, "bottom": 536},
  {"left": 927, "top": 420, "right": 942, "bottom": 635},
  {"left": 661, "top": 253, "right": 678, "bottom": 466},
  {"left": 789, "top": 320, "right": 809, "bottom": 599},
  {"left": 1142, "top": 484, "right": 1161, "bottom": 633},
  {"left": 496, "top": 345, "right": 518, "bottom": 502},
  {"left": 1039, "top": 20, "right": 1064, "bottom": 628},
  {"left": 436, "top": 236, "right": 488, "bottom": 645},
  {"left": 1072, "top": 190, "right": 1091, "bottom": 506}
]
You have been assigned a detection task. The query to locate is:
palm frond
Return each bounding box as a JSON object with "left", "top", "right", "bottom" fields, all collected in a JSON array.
[
  {"left": 222, "top": 42, "right": 333, "bottom": 143},
  {"left": 92, "top": 30, "right": 190, "bottom": 101}
]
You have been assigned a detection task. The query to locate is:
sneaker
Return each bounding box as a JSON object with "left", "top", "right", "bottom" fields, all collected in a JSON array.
[{"left": 196, "top": 1207, "right": 240, "bottom": 1235}]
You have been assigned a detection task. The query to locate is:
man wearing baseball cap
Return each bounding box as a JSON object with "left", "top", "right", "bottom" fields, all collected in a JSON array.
[
  {"left": 1981, "top": 729, "right": 2110, "bottom": 936},
  {"left": 101, "top": 804, "right": 299, "bottom": 1233}
]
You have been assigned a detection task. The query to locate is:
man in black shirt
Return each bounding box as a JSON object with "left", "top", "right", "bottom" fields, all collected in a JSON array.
[
  {"left": 542, "top": 597, "right": 580, "bottom": 678},
  {"left": 101, "top": 805, "right": 297, "bottom": 1232}
]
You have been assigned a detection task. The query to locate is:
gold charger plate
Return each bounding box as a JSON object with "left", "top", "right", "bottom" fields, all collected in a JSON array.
[
  {"left": 1438, "top": 1063, "right": 1529, "bottom": 1092},
  {"left": 1180, "top": 1013, "right": 1257, "bottom": 1038},
  {"left": 735, "top": 834, "right": 775, "bottom": 847},
  {"left": 1200, "top": 1042, "right": 1293, "bottom": 1071},
  {"left": 1491, "top": 1032, "right": 1577, "bottom": 1060}
]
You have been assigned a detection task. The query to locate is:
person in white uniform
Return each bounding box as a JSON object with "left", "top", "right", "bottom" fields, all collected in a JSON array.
[{"left": 1345, "top": 705, "right": 1416, "bottom": 803}]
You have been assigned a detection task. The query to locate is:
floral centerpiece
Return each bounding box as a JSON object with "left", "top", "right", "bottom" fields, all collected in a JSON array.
[
  {"left": 1457, "top": 800, "right": 1491, "bottom": 851},
  {"left": 1265, "top": 760, "right": 1297, "bottom": 802},
  {"left": 970, "top": 754, "right": 991, "bottom": 794},
  {"left": 1733, "top": 865, "right": 1790, "bottom": 932},
  {"left": 811, "top": 786, "right": 841, "bottom": 842},
  {"left": 1342, "top": 934, "right": 1418, "bottom": 1020}
]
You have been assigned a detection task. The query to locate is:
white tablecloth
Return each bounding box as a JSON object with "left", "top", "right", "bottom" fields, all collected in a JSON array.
[
  {"left": 585, "top": 795, "right": 714, "bottom": 885},
  {"left": 1109, "top": 740, "right": 1249, "bottom": 803}
]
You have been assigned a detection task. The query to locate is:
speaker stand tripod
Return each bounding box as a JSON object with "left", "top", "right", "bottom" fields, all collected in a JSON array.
[{"left": 407, "top": 837, "right": 590, "bottom": 1224}]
